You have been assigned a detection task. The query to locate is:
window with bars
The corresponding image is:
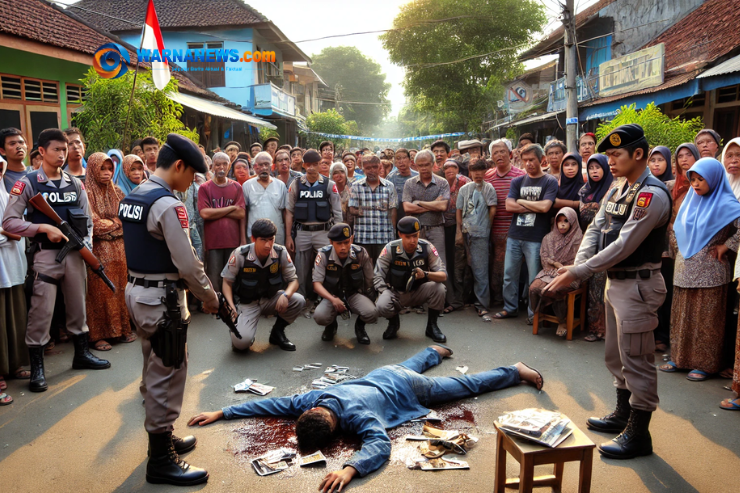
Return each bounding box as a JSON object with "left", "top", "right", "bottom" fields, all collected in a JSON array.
[
  {"left": 0, "top": 75, "right": 59, "bottom": 103},
  {"left": 66, "top": 84, "right": 87, "bottom": 104},
  {"left": 717, "top": 85, "right": 740, "bottom": 104},
  {"left": 186, "top": 42, "right": 226, "bottom": 88}
]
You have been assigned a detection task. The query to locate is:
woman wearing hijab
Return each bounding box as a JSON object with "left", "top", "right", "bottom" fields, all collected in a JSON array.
[
  {"left": 529, "top": 207, "right": 583, "bottom": 337},
  {"left": 648, "top": 146, "right": 675, "bottom": 352},
  {"left": 554, "top": 152, "right": 584, "bottom": 210},
  {"left": 668, "top": 143, "right": 700, "bottom": 265},
  {"left": 84, "top": 153, "right": 134, "bottom": 351},
  {"left": 115, "top": 154, "right": 146, "bottom": 196},
  {"left": 660, "top": 158, "right": 740, "bottom": 382},
  {"left": 722, "top": 137, "right": 740, "bottom": 200},
  {"left": 695, "top": 128, "right": 721, "bottom": 158}
]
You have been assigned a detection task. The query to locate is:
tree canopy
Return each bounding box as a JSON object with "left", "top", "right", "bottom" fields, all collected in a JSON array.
[
  {"left": 311, "top": 46, "right": 391, "bottom": 133},
  {"left": 381, "top": 0, "right": 547, "bottom": 132},
  {"left": 303, "top": 109, "right": 358, "bottom": 149}
]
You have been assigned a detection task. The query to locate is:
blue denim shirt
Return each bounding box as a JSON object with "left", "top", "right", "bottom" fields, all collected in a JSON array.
[{"left": 222, "top": 366, "right": 430, "bottom": 477}]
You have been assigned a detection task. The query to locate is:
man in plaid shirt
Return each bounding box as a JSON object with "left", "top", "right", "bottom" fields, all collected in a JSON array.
[{"left": 349, "top": 154, "right": 398, "bottom": 260}]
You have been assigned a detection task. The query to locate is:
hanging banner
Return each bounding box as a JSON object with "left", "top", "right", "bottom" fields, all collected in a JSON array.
[
  {"left": 303, "top": 131, "right": 465, "bottom": 142},
  {"left": 599, "top": 44, "right": 665, "bottom": 98}
]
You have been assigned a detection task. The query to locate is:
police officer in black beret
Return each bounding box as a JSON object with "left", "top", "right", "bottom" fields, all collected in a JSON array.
[
  {"left": 374, "top": 216, "right": 448, "bottom": 342},
  {"left": 545, "top": 124, "right": 671, "bottom": 460},
  {"left": 119, "top": 133, "right": 220, "bottom": 486},
  {"left": 312, "top": 223, "right": 377, "bottom": 344}
]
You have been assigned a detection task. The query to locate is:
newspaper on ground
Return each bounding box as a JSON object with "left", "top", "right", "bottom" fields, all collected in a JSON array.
[
  {"left": 233, "top": 379, "right": 275, "bottom": 396},
  {"left": 406, "top": 425, "right": 478, "bottom": 458},
  {"left": 251, "top": 448, "right": 296, "bottom": 476},
  {"left": 299, "top": 451, "right": 327, "bottom": 467},
  {"left": 456, "top": 366, "right": 468, "bottom": 375},
  {"left": 233, "top": 378, "right": 255, "bottom": 392},
  {"left": 412, "top": 456, "right": 470, "bottom": 471},
  {"left": 496, "top": 408, "right": 573, "bottom": 448}
]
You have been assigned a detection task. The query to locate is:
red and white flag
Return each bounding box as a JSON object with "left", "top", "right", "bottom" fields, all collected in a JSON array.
[{"left": 141, "top": 0, "right": 170, "bottom": 90}]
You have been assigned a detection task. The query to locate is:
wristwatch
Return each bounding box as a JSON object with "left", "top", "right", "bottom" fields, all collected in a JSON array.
[{"left": 424, "top": 271, "right": 429, "bottom": 280}]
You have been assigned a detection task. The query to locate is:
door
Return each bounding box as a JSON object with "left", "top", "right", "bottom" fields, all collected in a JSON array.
[
  {"left": 714, "top": 107, "right": 739, "bottom": 144},
  {"left": 25, "top": 105, "right": 60, "bottom": 145}
]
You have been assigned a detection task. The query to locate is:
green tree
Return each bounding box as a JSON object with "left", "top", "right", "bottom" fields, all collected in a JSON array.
[
  {"left": 381, "top": 0, "right": 547, "bottom": 132},
  {"left": 303, "top": 109, "right": 359, "bottom": 149},
  {"left": 312, "top": 47, "right": 391, "bottom": 133},
  {"left": 74, "top": 68, "right": 199, "bottom": 153},
  {"left": 595, "top": 103, "right": 705, "bottom": 153}
]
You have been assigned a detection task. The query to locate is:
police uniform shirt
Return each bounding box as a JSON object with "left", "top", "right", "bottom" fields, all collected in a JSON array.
[
  {"left": 571, "top": 168, "right": 671, "bottom": 280},
  {"left": 221, "top": 243, "right": 297, "bottom": 286},
  {"left": 312, "top": 245, "right": 374, "bottom": 295},
  {"left": 286, "top": 174, "right": 343, "bottom": 224},
  {"left": 2, "top": 166, "right": 93, "bottom": 243},
  {"left": 373, "top": 238, "right": 445, "bottom": 292},
  {"left": 126, "top": 175, "right": 214, "bottom": 300}
]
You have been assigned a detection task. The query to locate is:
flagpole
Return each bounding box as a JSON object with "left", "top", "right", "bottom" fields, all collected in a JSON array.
[{"left": 121, "top": 19, "right": 146, "bottom": 151}]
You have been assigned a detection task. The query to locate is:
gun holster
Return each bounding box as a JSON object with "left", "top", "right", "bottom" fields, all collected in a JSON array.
[
  {"left": 150, "top": 282, "right": 189, "bottom": 369},
  {"left": 67, "top": 208, "right": 88, "bottom": 239}
]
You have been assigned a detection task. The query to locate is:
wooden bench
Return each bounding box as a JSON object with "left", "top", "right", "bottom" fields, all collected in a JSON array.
[
  {"left": 532, "top": 282, "right": 588, "bottom": 341},
  {"left": 494, "top": 420, "right": 595, "bottom": 493}
]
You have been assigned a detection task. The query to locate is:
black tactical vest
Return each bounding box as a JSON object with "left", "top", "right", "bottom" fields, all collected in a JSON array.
[
  {"left": 119, "top": 184, "right": 178, "bottom": 274},
  {"left": 320, "top": 245, "right": 365, "bottom": 297},
  {"left": 599, "top": 174, "right": 670, "bottom": 268},
  {"left": 387, "top": 240, "right": 430, "bottom": 292},
  {"left": 293, "top": 178, "right": 331, "bottom": 223},
  {"left": 235, "top": 244, "right": 285, "bottom": 304},
  {"left": 28, "top": 170, "right": 86, "bottom": 249}
]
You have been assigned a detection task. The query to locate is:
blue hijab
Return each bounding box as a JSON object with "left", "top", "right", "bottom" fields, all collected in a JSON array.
[
  {"left": 115, "top": 154, "right": 145, "bottom": 196},
  {"left": 674, "top": 158, "right": 740, "bottom": 259}
]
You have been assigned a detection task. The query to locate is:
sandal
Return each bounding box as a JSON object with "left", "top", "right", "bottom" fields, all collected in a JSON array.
[
  {"left": 0, "top": 377, "right": 6, "bottom": 391},
  {"left": 443, "top": 306, "right": 455, "bottom": 314},
  {"left": 687, "top": 369, "right": 709, "bottom": 382},
  {"left": 44, "top": 341, "right": 56, "bottom": 353},
  {"left": 584, "top": 334, "right": 603, "bottom": 342},
  {"left": 659, "top": 361, "right": 678, "bottom": 373},
  {"left": 493, "top": 311, "right": 516, "bottom": 319},
  {"left": 520, "top": 363, "right": 544, "bottom": 391},
  {"left": 120, "top": 333, "right": 138, "bottom": 343},
  {"left": 93, "top": 340, "right": 112, "bottom": 351},
  {"left": 719, "top": 397, "right": 740, "bottom": 410},
  {"left": 0, "top": 392, "right": 12, "bottom": 406},
  {"left": 13, "top": 368, "right": 31, "bottom": 379}
]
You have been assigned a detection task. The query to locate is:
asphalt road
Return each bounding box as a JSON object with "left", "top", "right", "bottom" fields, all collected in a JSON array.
[{"left": 2, "top": 307, "right": 739, "bottom": 493}]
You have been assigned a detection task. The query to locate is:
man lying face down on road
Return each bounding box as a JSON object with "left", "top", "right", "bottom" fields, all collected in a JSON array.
[{"left": 188, "top": 346, "right": 543, "bottom": 492}]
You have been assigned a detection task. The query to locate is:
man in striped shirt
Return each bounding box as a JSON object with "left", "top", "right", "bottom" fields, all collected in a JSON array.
[{"left": 484, "top": 139, "right": 525, "bottom": 306}]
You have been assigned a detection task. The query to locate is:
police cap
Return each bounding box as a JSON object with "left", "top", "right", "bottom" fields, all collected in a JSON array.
[
  {"left": 397, "top": 216, "right": 421, "bottom": 235},
  {"left": 596, "top": 124, "right": 647, "bottom": 153},
  {"left": 328, "top": 223, "right": 352, "bottom": 241},
  {"left": 303, "top": 149, "right": 321, "bottom": 163},
  {"left": 164, "top": 133, "right": 207, "bottom": 173}
]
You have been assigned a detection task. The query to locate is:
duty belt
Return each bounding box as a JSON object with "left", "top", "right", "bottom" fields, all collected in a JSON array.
[
  {"left": 606, "top": 268, "right": 660, "bottom": 280},
  {"left": 128, "top": 275, "right": 185, "bottom": 289},
  {"left": 296, "top": 222, "right": 333, "bottom": 232}
]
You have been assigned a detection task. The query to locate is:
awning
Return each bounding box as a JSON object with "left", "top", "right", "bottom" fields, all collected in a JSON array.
[
  {"left": 492, "top": 111, "right": 563, "bottom": 130},
  {"left": 167, "top": 92, "right": 277, "bottom": 130},
  {"left": 699, "top": 54, "right": 740, "bottom": 79}
]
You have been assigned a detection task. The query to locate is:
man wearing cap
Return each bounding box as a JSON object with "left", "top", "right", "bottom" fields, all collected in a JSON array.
[
  {"left": 264, "top": 137, "right": 279, "bottom": 158},
  {"left": 545, "top": 124, "right": 671, "bottom": 460},
  {"left": 221, "top": 218, "right": 305, "bottom": 352},
  {"left": 285, "top": 149, "right": 343, "bottom": 299},
  {"left": 118, "top": 133, "right": 220, "bottom": 485},
  {"left": 312, "top": 223, "right": 377, "bottom": 345},
  {"left": 249, "top": 142, "right": 263, "bottom": 158},
  {"left": 374, "top": 216, "right": 448, "bottom": 343}
]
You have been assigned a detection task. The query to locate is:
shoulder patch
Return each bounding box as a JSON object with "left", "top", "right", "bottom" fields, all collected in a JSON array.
[
  {"left": 332, "top": 183, "right": 338, "bottom": 194},
  {"left": 632, "top": 207, "right": 648, "bottom": 221},
  {"left": 80, "top": 181, "right": 85, "bottom": 191},
  {"left": 285, "top": 251, "right": 292, "bottom": 263},
  {"left": 10, "top": 181, "right": 25, "bottom": 196},
  {"left": 174, "top": 205, "right": 189, "bottom": 229},
  {"left": 431, "top": 246, "right": 439, "bottom": 257},
  {"left": 228, "top": 254, "right": 236, "bottom": 266},
  {"left": 636, "top": 192, "right": 653, "bottom": 208},
  {"left": 380, "top": 246, "right": 387, "bottom": 257},
  {"left": 315, "top": 252, "right": 323, "bottom": 265}
]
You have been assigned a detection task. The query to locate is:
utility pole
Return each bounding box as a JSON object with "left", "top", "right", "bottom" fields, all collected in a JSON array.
[{"left": 563, "top": 0, "right": 578, "bottom": 153}]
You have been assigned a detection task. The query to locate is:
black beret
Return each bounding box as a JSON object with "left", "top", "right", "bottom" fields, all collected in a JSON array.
[
  {"left": 328, "top": 223, "right": 352, "bottom": 241},
  {"left": 303, "top": 149, "right": 321, "bottom": 163},
  {"left": 164, "top": 133, "right": 206, "bottom": 173},
  {"left": 597, "top": 124, "right": 647, "bottom": 153},
  {"left": 397, "top": 216, "right": 421, "bottom": 234},
  {"left": 263, "top": 137, "right": 279, "bottom": 146}
]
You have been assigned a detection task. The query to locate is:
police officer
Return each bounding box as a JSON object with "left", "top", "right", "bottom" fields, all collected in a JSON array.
[
  {"left": 374, "top": 216, "right": 448, "bottom": 343},
  {"left": 285, "top": 149, "right": 343, "bottom": 299},
  {"left": 119, "top": 133, "right": 219, "bottom": 486},
  {"left": 2, "top": 128, "right": 109, "bottom": 393},
  {"left": 545, "top": 124, "right": 670, "bottom": 460},
  {"left": 313, "top": 223, "right": 377, "bottom": 345},
  {"left": 221, "top": 218, "right": 306, "bottom": 351}
]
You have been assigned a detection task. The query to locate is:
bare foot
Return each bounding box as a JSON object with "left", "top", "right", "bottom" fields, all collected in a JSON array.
[
  {"left": 430, "top": 345, "right": 453, "bottom": 358},
  {"left": 556, "top": 324, "right": 567, "bottom": 337},
  {"left": 515, "top": 362, "right": 543, "bottom": 390}
]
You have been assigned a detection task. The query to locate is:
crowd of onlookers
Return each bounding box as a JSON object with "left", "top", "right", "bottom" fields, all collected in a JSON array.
[{"left": 1, "top": 126, "right": 739, "bottom": 412}]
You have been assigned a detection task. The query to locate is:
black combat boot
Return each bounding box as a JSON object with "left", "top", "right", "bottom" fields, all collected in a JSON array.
[
  {"left": 321, "top": 320, "right": 338, "bottom": 341},
  {"left": 587, "top": 388, "right": 632, "bottom": 433},
  {"left": 28, "top": 347, "right": 48, "bottom": 392},
  {"left": 148, "top": 434, "right": 197, "bottom": 456},
  {"left": 382, "top": 315, "right": 401, "bottom": 340},
  {"left": 146, "top": 432, "right": 209, "bottom": 486},
  {"left": 425, "top": 309, "right": 446, "bottom": 343},
  {"left": 72, "top": 333, "right": 111, "bottom": 370},
  {"left": 269, "top": 317, "right": 296, "bottom": 351},
  {"left": 597, "top": 409, "right": 653, "bottom": 459},
  {"left": 355, "top": 318, "right": 370, "bottom": 345}
]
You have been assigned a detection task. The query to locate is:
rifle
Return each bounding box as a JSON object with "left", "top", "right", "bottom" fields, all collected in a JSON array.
[
  {"left": 28, "top": 193, "right": 116, "bottom": 293},
  {"left": 216, "top": 292, "right": 241, "bottom": 339}
]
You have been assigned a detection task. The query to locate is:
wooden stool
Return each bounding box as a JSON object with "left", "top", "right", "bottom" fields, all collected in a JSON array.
[
  {"left": 493, "top": 420, "right": 595, "bottom": 493},
  {"left": 532, "top": 282, "right": 588, "bottom": 341}
]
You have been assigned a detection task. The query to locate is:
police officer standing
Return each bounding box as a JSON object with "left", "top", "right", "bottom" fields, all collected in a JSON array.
[
  {"left": 119, "top": 134, "right": 219, "bottom": 486},
  {"left": 285, "top": 149, "right": 343, "bottom": 299},
  {"left": 374, "top": 216, "right": 448, "bottom": 343},
  {"left": 220, "top": 218, "right": 305, "bottom": 351},
  {"left": 2, "top": 128, "right": 110, "bottom": 393},
  {"left": 545, "top": 124, "right": 671, "bottom": 460},
  {"left": 313, "top": 223, "right": 377, "bottom": 345}
]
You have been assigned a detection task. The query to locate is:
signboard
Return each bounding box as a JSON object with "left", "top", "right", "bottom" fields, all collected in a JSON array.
[
  {"left": 598, "top": 44, "right": 664, "bottom": 98},
  {"left": 505, "top": 80, "right": 535, "bottom": 115},
  {"left": 547, "top": 75, "right": 598, "bottom": 113}
]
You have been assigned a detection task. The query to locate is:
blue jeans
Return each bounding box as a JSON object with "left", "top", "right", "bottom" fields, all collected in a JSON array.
[
  {"left": 502, "top": 238, "right": 542, "bottom": 317},
  {"left": 393, "top": 348, "right": 520, "bottom": 407}
]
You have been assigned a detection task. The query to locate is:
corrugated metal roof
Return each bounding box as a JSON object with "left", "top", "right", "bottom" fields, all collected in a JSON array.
[
  {"left": 167, "top": 92, "right": 277, "bottom": 130},
  {"left": 698, "top": 54, "right": 740, "bottom": 78},
  {"left": 492, "top": 111, "right": 563, "bottom": 130}
]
